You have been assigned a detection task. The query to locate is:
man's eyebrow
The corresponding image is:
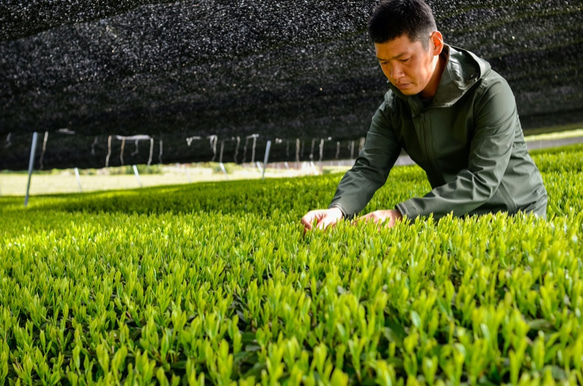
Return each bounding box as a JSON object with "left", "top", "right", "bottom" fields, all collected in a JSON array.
[{"left": 377, "top": 52, "right": 408, "bottom": 61}]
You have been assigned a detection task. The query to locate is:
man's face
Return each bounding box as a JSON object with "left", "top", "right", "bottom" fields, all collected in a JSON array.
[{"left": 374, "top": 32, "right": 442, "bottom": 98}]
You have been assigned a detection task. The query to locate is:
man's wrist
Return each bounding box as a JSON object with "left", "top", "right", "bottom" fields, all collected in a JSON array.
[
  {"left": 392, "top": 208, "right": 403, "bottom": 220},
  {"left": 329, "top": 206, "right": 345, "bottom": 219},
  {"left": 394, "top": 203, "right": 407, "bottom": 219}
]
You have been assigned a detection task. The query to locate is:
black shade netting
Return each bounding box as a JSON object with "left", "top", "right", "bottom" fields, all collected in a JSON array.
[{"left": 1, "top": 0, "right": 582, "bottom": 169}]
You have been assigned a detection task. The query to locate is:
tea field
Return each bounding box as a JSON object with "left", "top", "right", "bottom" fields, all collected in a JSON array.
[{"left": 2, "top": 144, "right": 583, "bottom": 385}]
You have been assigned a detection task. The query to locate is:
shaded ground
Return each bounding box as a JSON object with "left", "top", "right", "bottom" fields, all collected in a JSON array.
[
  {"left": 2, "top": 131, "right": 582, "bottom": 197},
  {"left": 388, "top": 132, "right": 583, "bottom": 167}
]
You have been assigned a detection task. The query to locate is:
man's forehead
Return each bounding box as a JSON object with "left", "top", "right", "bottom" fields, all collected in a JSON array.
[{"left": 374, "top": 37, "right": 422, "bottom": 59}]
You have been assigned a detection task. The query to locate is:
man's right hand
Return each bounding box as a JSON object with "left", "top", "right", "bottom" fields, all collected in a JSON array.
[{"left": 301, "top": 207, "right": 344, "bottom": 231}]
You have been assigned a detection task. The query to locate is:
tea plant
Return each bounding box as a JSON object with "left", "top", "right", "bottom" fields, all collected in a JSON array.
[{"left": 1, "top": 144, "right": 583, "bottom": 384}]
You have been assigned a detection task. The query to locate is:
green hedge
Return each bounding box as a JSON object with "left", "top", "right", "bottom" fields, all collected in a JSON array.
[{"left": 1, "top": 144, "right": 583, "bottom": 385}]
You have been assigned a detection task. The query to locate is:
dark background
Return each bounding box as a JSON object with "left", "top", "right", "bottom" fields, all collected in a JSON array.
[{"left": 1, "top": 0, "right": 582, "bottom": 170}]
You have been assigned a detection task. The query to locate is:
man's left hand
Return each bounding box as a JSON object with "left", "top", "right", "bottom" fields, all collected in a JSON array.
[{"left": 358, "top": 209, "right": 403, "bottom": 228}]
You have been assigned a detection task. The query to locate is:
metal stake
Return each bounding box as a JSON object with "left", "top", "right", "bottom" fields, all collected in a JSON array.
[
  {"left": 133, "top": 165, "right": 143, "bottom": 187},
  {"left": 262, "top": 140, "right": 272, "bottom": 180},
  {"left": 24, "top": 132, "right": 39, "bottom": 207},
  {"left": 75, "top": 167, "right": 83, "bottom": 193}
]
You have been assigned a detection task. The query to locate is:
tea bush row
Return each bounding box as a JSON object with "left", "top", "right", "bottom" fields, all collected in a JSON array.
[{"left": 1, "top": 144, "right": 583, "bottom": 384}]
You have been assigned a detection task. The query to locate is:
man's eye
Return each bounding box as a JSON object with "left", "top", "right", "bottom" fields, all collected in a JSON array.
[{"left": 401, "top": 58, "right": 410, "bottom": 63}]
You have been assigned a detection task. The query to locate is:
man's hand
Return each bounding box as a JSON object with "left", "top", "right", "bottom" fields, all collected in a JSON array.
[
  {"left": 358, "top": 209, "right": 402, "bottom": 228},
  {"left": 301, "top": 208, "right": 344, "bottom": 231}
]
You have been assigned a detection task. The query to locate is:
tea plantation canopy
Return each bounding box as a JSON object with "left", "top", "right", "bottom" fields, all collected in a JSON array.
[{"left": 1, "top": 0, "right": 582, "bottom": 170}]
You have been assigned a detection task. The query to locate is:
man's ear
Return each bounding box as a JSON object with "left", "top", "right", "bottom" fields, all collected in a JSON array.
[{"left": 431, "top": 31, "right": 444, "bottom": 55}]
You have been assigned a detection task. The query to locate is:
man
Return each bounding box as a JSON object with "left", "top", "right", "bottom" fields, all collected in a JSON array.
[{"left": 302, "top": 0, "right": 547, "bottom": 230}]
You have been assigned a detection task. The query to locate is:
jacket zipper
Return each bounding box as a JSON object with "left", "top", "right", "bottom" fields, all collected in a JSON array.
[{"left": 419, "top": 110, "right": 440, "bottom": 185}]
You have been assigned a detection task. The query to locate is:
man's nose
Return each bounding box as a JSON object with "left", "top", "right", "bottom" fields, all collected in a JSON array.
[{"left": 391, "top": 63, "right": 404, "bottom": 79}]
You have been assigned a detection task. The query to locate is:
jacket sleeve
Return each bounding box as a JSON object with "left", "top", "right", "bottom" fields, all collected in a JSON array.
[
  {"left": 329, "top": 101, "right": 402, "bottom": 218},
  {"left": 396, "top": 76, "right": 518, "bottom": 220}
]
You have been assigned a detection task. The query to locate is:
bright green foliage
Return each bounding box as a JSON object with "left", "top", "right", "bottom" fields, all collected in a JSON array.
[{"left": 2, "top": 144, "right": 583, "bottom": 384}]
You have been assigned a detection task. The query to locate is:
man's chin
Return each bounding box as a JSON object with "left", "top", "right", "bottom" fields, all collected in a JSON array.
[
  {"left": 397, "top": 84, "right": 418, "bottom": 95},
  {"left": 399, "top": 89, "right": 419, "bottom": 96}
]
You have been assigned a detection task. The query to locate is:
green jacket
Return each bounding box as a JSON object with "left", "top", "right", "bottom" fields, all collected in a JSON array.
[{"left": 329, "top": 45, "right": 547, "bottom": 220}]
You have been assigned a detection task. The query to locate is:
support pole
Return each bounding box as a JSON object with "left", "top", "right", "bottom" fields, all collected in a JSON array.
[
  {"left": 132, "top": 165, "right": 143, "bottom": 187},
  {"left": 262, "top": 140, "right": 272, "bottom": 180},
  {"left": 184, "top": 164, "right": 192, "bottom": 183},
  {"left": 219, "top": 140, "right": 228, "bottom": 178},
  {"left": 74, "top": 167, "right": 83, "bottom": 193},
  {"left": 24, "top": 132, "right": 39, "bottom": 207}
]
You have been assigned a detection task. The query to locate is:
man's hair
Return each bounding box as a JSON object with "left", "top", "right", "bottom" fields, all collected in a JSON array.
[{"left": 368, "top": 0, "right": 437, "bottom": 48}]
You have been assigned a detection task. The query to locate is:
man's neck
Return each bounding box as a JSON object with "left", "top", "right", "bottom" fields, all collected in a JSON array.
[{"left": 419, "top": 52, "right": 446, "bottom": 100}]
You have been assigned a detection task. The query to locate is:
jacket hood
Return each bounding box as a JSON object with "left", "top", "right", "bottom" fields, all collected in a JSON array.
[{"left": 387, "top": 44, "right": 492, "bottom": 108}]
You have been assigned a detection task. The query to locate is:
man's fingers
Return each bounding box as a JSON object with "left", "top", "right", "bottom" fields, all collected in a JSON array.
[
  {"left": 301, "top": 214, "right": 316, "bottom": 230},
  {"left": 302, "top": 211, "right": 333, "bottom": 230},
  {"left": 305, "top": 209, "right": 398, "bottom": 231},
  {"left": 358, "top": 213, "right": 378, "bottom": 224},
  {"left": 302, "top": 208, "right": 344, "bottom": 231},
  {"left": 357, "top": 210, "right": 400, "bottom": 228},
  {"left": 316, "top": 217, "right": 331, "bottom": 230},
  {"left": 302, "top": 211, "right": 325, "bottom": 230}
]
